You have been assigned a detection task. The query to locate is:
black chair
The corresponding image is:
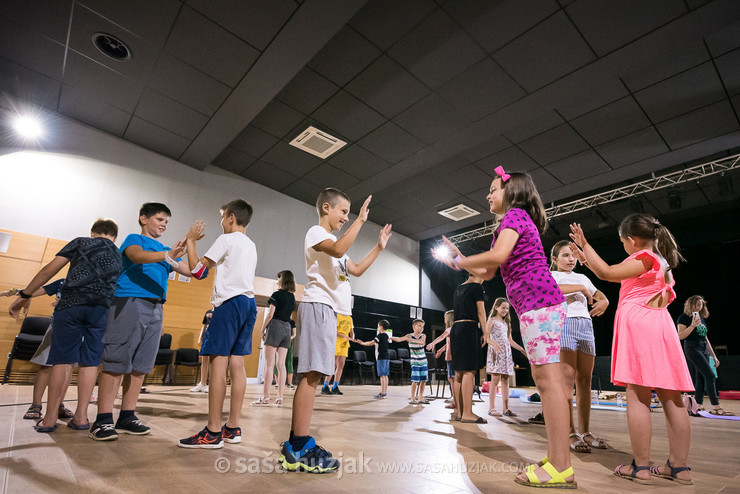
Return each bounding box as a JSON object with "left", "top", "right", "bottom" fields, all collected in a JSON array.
[
  {"left": 3, "top": 316, "right": 50, "bottom": 384},
  {"left": 426, "top": 351, "right": 449, "bottom": 399},
  {"left": 170, "top": 348, "right": 201, "bottom": 385},
  {"left": 397, "top": 347, "right": 411, "bottom": 381},
  {"left": 153, "top": 333, "right": 174, "bottom": 384},
  {"left": 352, "top": 350, "right": 375, "bottom": 385},
  {"left": 388, "top": 349, "right": 404, "bottom": 385}
]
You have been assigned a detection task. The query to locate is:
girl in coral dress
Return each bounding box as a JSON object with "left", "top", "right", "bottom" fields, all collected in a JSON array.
[{"left": 569, "top": 214, "right": 694, "bottom": 486}]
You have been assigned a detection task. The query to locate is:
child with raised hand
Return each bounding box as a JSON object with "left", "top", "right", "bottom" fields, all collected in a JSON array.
[
  {"left": 391, "top": 319, "right": 428, "bottom": 404},
  {"left": 436, "top": 167, "right": 573, "bottom": 488},
  {"left": 178, "top": 200, "right": 258, "bottom": 449},
  {"left": 569, "top": 215, "right": 694, "bottom": 485},
  {"left": 486, "top": 297, "right": 525, "bottom": 417},
  {"left": 355, "top": 319, "right": 392, "bottom": 399},
  {"left": 550, "top": 240, "right": 610, "bottom": 453}
]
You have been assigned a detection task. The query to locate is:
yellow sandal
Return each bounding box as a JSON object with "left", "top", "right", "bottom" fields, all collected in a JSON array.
[{"left": 515, "top": 460, "right": 577, "bottom": 489}]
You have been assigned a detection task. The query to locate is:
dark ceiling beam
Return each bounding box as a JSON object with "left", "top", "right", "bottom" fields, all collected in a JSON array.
[{"left": 179, "top": 0, "right": 368, "bottom": 170}]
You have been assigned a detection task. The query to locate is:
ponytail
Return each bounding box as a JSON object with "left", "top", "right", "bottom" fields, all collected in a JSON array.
[
  {"left": 618, "top": 213, "right": 685, "bottom": 269},
  {"left": 654, "top": 224, "right": 685, "bottom": 269}
]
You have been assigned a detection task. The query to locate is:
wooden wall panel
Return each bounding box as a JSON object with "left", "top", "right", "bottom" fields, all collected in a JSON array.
[{"left": 0, "top": 229, "right": 47, "bottom": 262}]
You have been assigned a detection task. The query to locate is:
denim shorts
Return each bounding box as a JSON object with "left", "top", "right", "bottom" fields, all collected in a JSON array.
[
  {"left": 376, "top": 359, "right": 390, "bottom": 377},
  {"left": 48, "top": 305, "right": 109, "bottom": 366},
  {"left": 560, "top": 317, "right": 596, "bottom": 355}
]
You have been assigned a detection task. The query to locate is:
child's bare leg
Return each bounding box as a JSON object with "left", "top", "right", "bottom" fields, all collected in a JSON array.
[
  {"left": 73, "top": 365, "right": 98, "bottom": 425},
  {"left": 38, "top": 364, "right": 73, "bottom": 427},
  {"left": 448, "top": 376, "right": 456, "bottom": 406},
  {"left": 410, "top": 382, "right": 418, "bottom": 401},
  {"left": 500, "top": 375, "right": 510, "bottom": 411},
  {"left": 200, "top": 356, "right": 209, "bottom": 385},
  {"left": 381, "top": 375, "right": 388, "bottom": 395},
  {"left": 263, "top": 345, "right": 277, "bottom": 400},
  {"left": 291, "top": 371, "right": 323, "bottom": 436},
  {"left": 617, "top": 384, "right": 652, "bottom": 480},
  {"left": 654, "top": 388, "right": 692, "bottom": 482},
  {"left": 208, "top": 356, "right": 228, "bottom": 432},
  {"left": 452, "top": 373, "right": 463, "bottom": 420},
  {"left": 559, "top": 349, "right": 578, "bottom": 435},
  {"left": 418, "top": 381, "right": 426, "bottom": 400},
  {"left": 32, "top": 366, "right": 52, "bottom": 406},
  {"left": 575, "top": 352, "right": 595, "bottom": 435},
  {"left": 460, "top": 371, "right": 477, "bottom": 420},
  {"left": 275, "top": 347, "right": 288, "bottom": 400},
  {"left": 226, "top": 355, "right": 246, "bottom": 429},
  {"left": 489, "top": 374, "right": 500, "bottom": 411},
  {"left": 334, "top": 356, "right": 346, "bottom": 384}
]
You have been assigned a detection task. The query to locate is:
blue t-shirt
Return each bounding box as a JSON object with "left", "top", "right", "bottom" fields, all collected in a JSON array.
[{"left": 115, "top": 234, "right": 176, "bottom": 300}]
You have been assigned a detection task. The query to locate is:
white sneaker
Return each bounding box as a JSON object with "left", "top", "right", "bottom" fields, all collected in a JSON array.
[
  {"left": 204, "top": 385, "right": 209, "bottom": 393},
  {"left": 189, "top": 383, "right": 206, "bottom": 393}
]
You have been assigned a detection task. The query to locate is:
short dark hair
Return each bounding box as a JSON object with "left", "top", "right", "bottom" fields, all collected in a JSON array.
[
  {"left": 90, "top": 218, "right": 118, "bottom": 237},
  {"left": 221, "top": 199, "right": 253, "bottom": 226},
  {"left": 412, "top": 319, "right": 424, "bottom": 326},
  {"left": 315, "top": 188, "right": 350, "bottom": 216},
  {"left": 277, "top": 270, "right": 296, "bottom": 293},
  {"left": 138, "top": 202, "right": 171, "bottom": 226},
  {"left": 378, "top": 319, "right": 390, "bottom": 330}
]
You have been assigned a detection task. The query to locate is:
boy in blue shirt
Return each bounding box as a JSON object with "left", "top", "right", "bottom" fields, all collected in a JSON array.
[
  {"left": 90, "top": 203, "right": 192, "bottom": 441},
  {"left": 178, "top": 200, "right": 257, "bottom": 449},
  {"left": 9, "top": 219, "right": 122, "bottom": 432}
]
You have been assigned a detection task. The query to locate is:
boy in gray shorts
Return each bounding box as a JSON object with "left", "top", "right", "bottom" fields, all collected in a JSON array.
[{"left": 278, "top": 188, "right": 392, "bottom": 473}]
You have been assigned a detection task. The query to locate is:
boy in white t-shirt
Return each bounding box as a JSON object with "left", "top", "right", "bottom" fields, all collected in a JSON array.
[
  {"left": 178, "top": 200, "right": 258, "bottom": 449},
  {"left": 279, "top": 188, "right": 392, "bottom": 473}
]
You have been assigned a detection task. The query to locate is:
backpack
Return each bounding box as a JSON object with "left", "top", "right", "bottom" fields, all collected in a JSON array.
[{"left": 683, "top": 394, "right": 700, "bottom": 416}]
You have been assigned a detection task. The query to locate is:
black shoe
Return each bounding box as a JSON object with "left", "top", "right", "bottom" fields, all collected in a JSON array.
[
  {"left": 321, "top": 386, "right": 332, "bottom": 395},
  {"left": 528, "top": 412, "right": 545, "bottom": 425},
  {"left": 115, "top": 418, "right": 151, "bottom": 435},
  {"left": 89, "top": 422, "right": 118, "bottom": 441},
  {"left": 331, "top": 386, "right": 343, "bottom": 395}
]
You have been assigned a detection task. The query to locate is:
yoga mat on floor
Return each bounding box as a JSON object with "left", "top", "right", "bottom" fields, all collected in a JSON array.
[
  {"left": 519, "top": 394, "right": 658, "bottom": 410},
  {"left": 698, "top": 410, "right": 740, "bottom": 420}
]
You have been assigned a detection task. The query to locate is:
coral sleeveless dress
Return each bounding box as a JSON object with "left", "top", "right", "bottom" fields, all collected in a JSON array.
[{"left": 611, "top": 249, "right": 694, "bottom": 391}]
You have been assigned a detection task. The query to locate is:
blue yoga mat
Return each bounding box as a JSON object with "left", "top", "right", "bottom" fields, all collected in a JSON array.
[{"left": 698, "top": 410, "right": 740, "bottom": 420}]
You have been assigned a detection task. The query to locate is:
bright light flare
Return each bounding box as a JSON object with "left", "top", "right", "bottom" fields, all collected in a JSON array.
[
  {"left": 434, "top": 245, "right": 450, "bottom": 259},
  {"left": 12, "top": 115, "right": 44, "bottom": 140}
]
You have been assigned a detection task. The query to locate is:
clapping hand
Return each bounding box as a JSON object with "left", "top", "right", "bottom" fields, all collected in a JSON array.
[
  {"left": 377, "top": 224, "right": 393, "bottom": 249},
  {"left": 569, "top": 223, "right": 588, "bottom": 249},
  {"left": 187, "top": 221, "right": 206, "bottom": 241},
  {"left": 358, "top": 196, "right": 372, "bottom": 223}
]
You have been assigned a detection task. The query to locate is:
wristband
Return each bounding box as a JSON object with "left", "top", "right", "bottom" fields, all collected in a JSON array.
[
  {"left": 19, "top": 289, "right": 32, "bottom": 299},
  {"left": 164, "top": 253, "right": 179, "bottom": 268},
  {"left": 450, "top": 255, "right": 462, "bottom": 271}
]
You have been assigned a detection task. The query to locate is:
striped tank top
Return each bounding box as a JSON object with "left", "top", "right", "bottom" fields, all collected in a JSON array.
[{"left": 409, "top": 333, "right": 426, "bottom": 367}]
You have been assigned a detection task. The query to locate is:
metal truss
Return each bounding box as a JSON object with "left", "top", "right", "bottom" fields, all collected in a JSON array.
[{"left": 446, "top": 152, "right": 740, "bottom": 244}]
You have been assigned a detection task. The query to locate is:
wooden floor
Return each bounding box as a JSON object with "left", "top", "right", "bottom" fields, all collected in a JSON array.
[{"left": 1, "top": 383, "right": 738, "bottom": 494}]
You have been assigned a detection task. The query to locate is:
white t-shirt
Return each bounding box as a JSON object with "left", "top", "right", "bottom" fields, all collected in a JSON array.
[
  {"left": 551, "top": 270, "right": 597, "bottom": 319},
  {"left": 301, "top": 225, "right": 352, "bottom": 314},
  {"left": 203, "top": 232, "right": 257, "bottom": 307}
]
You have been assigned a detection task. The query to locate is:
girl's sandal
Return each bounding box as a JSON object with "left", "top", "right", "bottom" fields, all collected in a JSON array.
[
  {"left": 514, "top": 461, "right": 577, "bottom": 489},
  {"left": 502, "top": 409, "right": 517, "bottom": 417},
  {"left": 614, "top": 460, "right": 652, "bottom": 485},
  {"left": 58, "top": 404, "right": 75, "bottom": 419},
  {"left": 250, "top": 397, "right": 270, "bottom": 406},
  {"left": 488, "top": 409, "right": 501, "bottom": 416},
  {"left": 23, "top": 405, "right": 42, "bottom": 420},
  {"left": 580, "top": 432, "right": 608, "bottom": 449},
  {"left": 709, "top": 407, "right": 734, "bottom": 416},
  {"left": 650, "top": 460, "right": 693, "bottom": 485},
  {"left": 274, "top": 398, "right": 284, "bottom": 407},
  {"left": 569, "top": 433, "right": 591, "bottom": 453}
]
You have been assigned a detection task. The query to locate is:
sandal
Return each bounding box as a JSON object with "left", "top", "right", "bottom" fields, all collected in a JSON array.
[
  {"left": 514, "top": 460, "right": 577, "bottom": 489},
  {"left": 709, "top": 407, "right": 734, "bottom": 416},
  {"left": 488, "top": 409, "right": 501, "bottom": 417},
  {"left": 34, "top": 420, "right": 57, "bottom": 433},
  {"left": 460, "top": 416, "right": 487, "bottom": 424},
  {"left": 250, "top": 397, "right": 270, "bottom": 406},
  {"left": 614, "top": 460, "right": 652, "bottom": 485},
  {"left": 569, "top": 433, "right": 591, "bottom": 453},
  {"left": 274, "top": 398, "right": 284, "bottom": 407},
  {"left": 502, "top": 409, "right": 517, "bottom": 417},
  {"left": 649, "top": 459, "right": 692, "bottom": 485},
  {"left": 444, "top": 403, "right": 456, "bottom": 409},
  {"left": 58, "top": 404, "right": 74, "bottom": 419},
  {"left": 579, "top": 432, "right": 607, "bottom": 449},
  {"left": 23, "top": 404, "right": 42, "bottom": 420}
]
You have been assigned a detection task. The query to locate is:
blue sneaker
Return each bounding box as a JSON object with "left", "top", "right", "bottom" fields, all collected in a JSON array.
[{"left": 278, "top": 437, "right": 340, "bottom": 473}]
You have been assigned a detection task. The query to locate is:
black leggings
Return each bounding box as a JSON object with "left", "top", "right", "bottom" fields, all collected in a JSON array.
[{"left": 683, "top": 340, "right": 718, "bottom": 406}]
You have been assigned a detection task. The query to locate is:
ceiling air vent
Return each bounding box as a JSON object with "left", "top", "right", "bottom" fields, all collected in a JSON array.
[
  {"left": 92, "top": 33, "right": 132, "bottom": 61},
  {"left": 438, "top": 204, "right": 480, "bottom": 221},
  {"left": 289, "top": 126, "right": 346, "bottom": 159}
]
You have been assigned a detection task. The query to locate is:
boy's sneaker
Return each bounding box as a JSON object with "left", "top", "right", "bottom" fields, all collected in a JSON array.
[
  {"left": 279, "top": 437, "right": 340, "bottom": 473},
  {"left": 286, "top": 384, "right": 295, "bottom": 389},
  {"left": 89, "top": 422, "right": 118, "bottom": 441},
  {"left": 178, "top": 427, "right": 223, "bottom": 449},
  {"left": 321, "top": 386, "right": 332, "bottom": 395},
  {"left": 331, "top": 386, "right": 343, "bottom": 395},
  {"left": 115, "top": 417, "right": 151, "bottom": 435},
  {"left": 189, "top": 383, "right": 207, "bottom": 393},
  {"left": 373, "top": 393, "right": 387, "bottom": 399},
  {"left": 221, "top": 424, "right": 241, "bottom": 444}
]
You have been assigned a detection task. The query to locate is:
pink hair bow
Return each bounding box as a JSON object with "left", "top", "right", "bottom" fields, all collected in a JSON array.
[{"left": 494, "top": 166, "right": 511, "bottom": 182}]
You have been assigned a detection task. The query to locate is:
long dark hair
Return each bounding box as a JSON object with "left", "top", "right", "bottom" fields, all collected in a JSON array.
[
  {"left": 494, "top": 171, "right": 548, "bottom": 234},
  {"left": 618, "top": 214, "right": 684, "bottom": 269},
  {"left": 277, "top": 270, "right": 296, "bottom": 292},
  {"left": 488, "top": 297, "right": 511, "bottom": 326}
]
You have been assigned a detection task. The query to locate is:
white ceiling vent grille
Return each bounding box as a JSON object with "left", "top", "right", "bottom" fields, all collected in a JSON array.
[
  {"left": 438, "top": 204, "right": 480, "bottom": 221},
  {"left": 289, "top": 126, "right": 347, "bottom": 159}
]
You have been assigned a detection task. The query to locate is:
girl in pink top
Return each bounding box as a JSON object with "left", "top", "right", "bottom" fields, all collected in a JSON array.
[
  {"left": 438, "top": 168, "right": 574, "bottom": 489},
  {"left": 569, "top": 214, "right": 693, "bottom": 485}
]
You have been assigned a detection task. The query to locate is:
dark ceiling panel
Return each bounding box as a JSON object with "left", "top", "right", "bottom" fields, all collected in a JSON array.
[
  {"left": 348, "top": 0, "right": 438, "bottom": 51},
  {"left": 518, "top": 123, "right": 589, "bottom": 165},
  {"left": 571, "top": 96, "right": 651, "bottom": 146},
  {"left": 276, "top": 67, "right": 339, "bottom": 115},
  {"left": 555, "top": 76, "right": 629, "bottom": 120},
  {"left": 212, "top": 147, "right": 256, "bottom": 175},
  {"left": 393, "top": 93, "right": 470, "bottom": 144},
  {"left": 445, "top": 164, "right": 493, "bottom": 195},
  {"left": 657, "top": 100, "right": 739, "bottom": 149},
  {"left": 476, "top": 146, "right": 540, "bottom": 172},
  {"left": 303, "top": 163, "right": 361, "bottom": 191},
  {"left": 280, "top": 179, "right": 326, "bottom": 206},
  {"left": 437, "top": 58, "right": 525, "bottom": 121},
  {"left": 230, "top": 125, "right": 279, "bottom": 158},
  {"left": 460, "top": 135, "right": 509, "bottom": 162},
  {"left": 503, "top": 111, "right": 563, "bottom": 144},
  {"left": 134, "top": 89, "right": 208, "bottom": 140},
  {"left": 425, "top": 155, "right": 470, "bottom": 179},
  {"left": 250, "top": 100, "right": 306, "bottom": 139},
  {"left": 444, "top": 0, "right": 560, "bottom": 54},
  {"left": 0, "top": 0, "right": 72, "bottom": 44},
  {"left": 59, "top": 86, "right": 130, "bottom": 136},
  {"left": 544, "top": 150, "right": 611, "bottom": 183},
  {"left": 308, "top": 26, "right": 381, "bottom": 87},
  {"left": 409, "top": 181, "right": 461, "bottom": 207},
  {"left": 329, "top": 144, "right": 391, "bottom": 180},
  {"left": 0, "top": 58, "right": 61, "bottom": 110},
  {"left": 164, "top": 6, "right": 259, "bottom": 87},
  {"left": 357, "top": 121, "right": 426, "bottom": 164},
  {"left": 493, "top": 11, "right": 596, "bottom": 91},
  {"left": 241, "top": 160, "right": 299, "bottom": 191},
  {"left": 621, "top": 41, "right": 709, "bottom": 92},
  {"left": 261, "top": 140, "right": 322, "bottom": 176},
  {"left": 79, "top": 0, "right": 181, "bottom": 47},
  {"left": 703, "top": 17, "right": 740, "bottom": 56},
  {"left": 389, "top": 9, "right": 486, "bottom": 89},
  {"left": 716, "top": 48, "right": 740, "bottom": 96},
  {"left": 527, "top": 167, "right": 563, "bottom": 192},
  {"left": 0, "top": 16, "right": 64, "bottom": 80},
  {"left": 63, "top": 52, "right": 142, "bottom": 112},
  {"left": 595, "top": 127, "right": 669, "bottom": 169},
  {"left": 311, "top": 90, "right": 386, "bottom": 141},
  {"left": 124, "top": 117, "right": 190, "bottom": 159},
  {"left": 634, "top": 62, "right": 726, "bottom": 123},
  {"left": 566, "top": 0, "right": 687, "bottom": 56},
  {"left": 345, "top": 55, "right": 430, "bottom": 119}
]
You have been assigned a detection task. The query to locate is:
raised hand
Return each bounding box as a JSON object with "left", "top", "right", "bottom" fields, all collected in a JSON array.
[
  {"left": 570, "top": 243, "right": 587, "bottom": 265},
  {"left": 441, "top": 236, "right": 462, "bottom": 259},
  {"left": 168, "top": 238, "right": 187, "bottom": 259},
  {"left": 569, "top": 223, "right": 588, "bottom": 248},
  {"left": 358, "top": 195, "right": 372, "bottom": 223},
  {"left": 187, "top": 221, "right": 206, "bottom": 241},
  {"left": 377, "top": 224, "right": 393, "bottom": 249}
]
